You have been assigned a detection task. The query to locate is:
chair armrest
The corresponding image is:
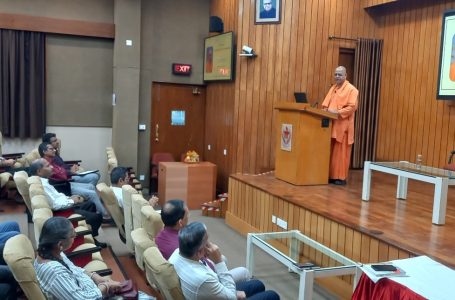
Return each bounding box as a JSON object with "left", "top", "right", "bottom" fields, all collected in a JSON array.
[
  {"left": 75, "top": 229, "right": 92, "bottom": 237},
  {"left": 2, "top": 152, "right": 25, "bottom": 159},
  {"left": 64, "top": 160, "right": 82, "bottom": 165},
  {"left": 66, "top": 246, "right": 102, "bottom": 258},
  {"left": 95, "top": 269, "right": 113, "bottom": 277}
]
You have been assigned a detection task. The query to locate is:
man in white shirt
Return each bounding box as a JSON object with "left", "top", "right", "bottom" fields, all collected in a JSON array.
[
  {"left": 29, "top": 159, "right": 105, "bottom": 246},
  {"left": 110, "top": 166, "right": 158, "bottom": 208},
  {"left": 169, "top": 222, "right": 279, "bottom": 300}
]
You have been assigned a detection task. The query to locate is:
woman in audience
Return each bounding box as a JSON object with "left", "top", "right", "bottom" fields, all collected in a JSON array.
[{"left": 34, "top": 217, "right": 121, "bottom": 299}]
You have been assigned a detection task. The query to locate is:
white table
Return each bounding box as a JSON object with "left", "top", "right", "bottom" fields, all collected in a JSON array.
[
  {"left": 246, "top": 230, "right": 361, "bottom": 299},
  {"left": 362, "top": 161, "right": 455, "bottom": 225}
]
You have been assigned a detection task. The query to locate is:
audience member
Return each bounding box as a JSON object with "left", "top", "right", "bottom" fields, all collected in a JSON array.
[
  {"left": 34, "top": 217, "right": 121, "bottom": 299},
  {"left": 30, "top": 159, "right": 105, "bottom": 247},
  {"left": 170, "top": 222, "right": 280, "bottom": 300},
  {"left": 38, "top": 143, "right": 109, "bottom": 219},
  {"left": 110, "top": 166, "right": 158, "bottom": 208},
  {"left": 0, "top": 156, "right": 28, "bottom": 176},
  {"left": 0, "top": 221, "right": 20, "bottom": 300},
  {"left": 156, "top": 200, "right": 250, "bottom": 283},
  {"left": 42, "top": 133, "right": 100, "bottom": 186}
]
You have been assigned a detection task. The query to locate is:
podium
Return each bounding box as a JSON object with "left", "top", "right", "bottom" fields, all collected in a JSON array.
[
  {"left": 274, "top": 103, "right": 336, "bottom": 185},
  {"left": 158, "top": 162, "right": 217, "bottom": 209}
]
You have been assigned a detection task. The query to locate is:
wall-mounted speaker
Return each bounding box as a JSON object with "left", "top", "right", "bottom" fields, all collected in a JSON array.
[{"left": 209, "top": 16, "right": 224, "bottom": 33}]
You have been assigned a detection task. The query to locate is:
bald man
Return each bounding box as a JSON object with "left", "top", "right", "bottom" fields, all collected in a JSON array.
[{"left": 322, "top": 66, "right": 359, "bottom": 185}]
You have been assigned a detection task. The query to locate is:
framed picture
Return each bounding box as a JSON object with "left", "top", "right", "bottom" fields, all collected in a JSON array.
[
  {"left": 437, "top": 9, "right": 455, "bottom": 100},
  {"left": 255, "top": 0, "right": 281, "bottom": 24}
]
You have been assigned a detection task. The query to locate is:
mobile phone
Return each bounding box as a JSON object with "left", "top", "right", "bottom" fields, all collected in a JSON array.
[
  {"left": 371, "top": 264, "right": 397, "bottom": 272},
  {"left": 293, "top": 262, "right": 316, "bottom": 269}
]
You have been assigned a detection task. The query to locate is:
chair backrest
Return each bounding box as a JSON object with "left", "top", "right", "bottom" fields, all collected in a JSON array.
[
  {"left": 131, "top": 194, "right": 149, "bottom": 230},
  {"left": 151, "top": 153, "right": 175, "bottom": 178},
  {"left": 31, "top": 194, "right": 52, "bottom": 212},
  {"left": 96, "top": 183, "right": 125, "bottom": 239},
  {"left": 32, "top": 208, "right": 53, "bottom": 246},
  {"left": 143, "top": 247, "right": 184, "bottom": 300},
  {"left": 141, "top": 206, "right": 164, "bottom": 240},
  {"left": 29, "top": 183, "right": 46, "bottom": 199},
  {"left": 3, "top": 234, "right": 46, "bottom": 300},
  {"left": 27, "top": 176, "right": 42, "bottom": 185},
  {"left": 122, "top": 184, "right": 139, "bottom": 252},
  {"left": 14, "top": 171, "right": 31, "bottom": 212},
  {"left": 0, "top": 172, "right": 12, "bottom": 188},
  {"left": 23, "top": 149, "right": 40, "bottom": 167}
]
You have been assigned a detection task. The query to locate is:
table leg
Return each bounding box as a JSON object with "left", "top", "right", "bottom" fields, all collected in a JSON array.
[
  {"left": 432, "top": 177, "right": 448, "bottom": 225},
  {"left": 362, "top": 161, "right": 372, "bottom": 201},
  {"left": 246, "top": 234, "right": 254, "bottom": 275},
  {"left": 299, "top": 270, "right": 314, "bottom": 300},
  {"left": 397, "top": 176, "right": 408, "bottom": 199}
]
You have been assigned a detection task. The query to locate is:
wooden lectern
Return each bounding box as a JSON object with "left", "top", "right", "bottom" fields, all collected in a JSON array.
[{"left": 274, "top": 102, "right": 337, "bottom": 185}]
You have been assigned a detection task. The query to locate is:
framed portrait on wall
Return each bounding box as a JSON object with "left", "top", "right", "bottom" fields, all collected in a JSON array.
[
  {"left": 437, "top": 9, "right": 455, "bottom": 100},
  {"left": 255, "top": 0, "right": 281, "bottom": 24}
]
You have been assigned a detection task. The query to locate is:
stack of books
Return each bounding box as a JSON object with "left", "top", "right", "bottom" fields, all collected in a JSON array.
[{"left": 361, "top": 263, "right": 407, "bottom": 282}]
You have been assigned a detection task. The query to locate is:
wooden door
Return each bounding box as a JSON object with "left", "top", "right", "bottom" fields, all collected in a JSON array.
[{"left": 151, "top": 82, "right": 206, "bottom": 162}]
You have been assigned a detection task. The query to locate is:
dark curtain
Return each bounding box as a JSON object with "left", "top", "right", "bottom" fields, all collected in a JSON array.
[
  {"left": 351, "top": 38, "right": 383, "bottom": 168},
  {"left": 0, "top": 29, "right": 45, "bottom": 138}
]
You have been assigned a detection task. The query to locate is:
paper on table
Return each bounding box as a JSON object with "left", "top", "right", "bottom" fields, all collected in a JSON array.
[{"left": 77, "top": 170, "right": 99, "bottom": 175}]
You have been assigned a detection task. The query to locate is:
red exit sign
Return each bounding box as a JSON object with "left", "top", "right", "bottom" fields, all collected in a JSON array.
[{"left": 172, "top": 63, "right": 192, "bottom": 76}]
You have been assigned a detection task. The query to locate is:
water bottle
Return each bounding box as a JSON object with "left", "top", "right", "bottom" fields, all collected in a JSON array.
[{"left": 416, "top": 154, "right": 422, "bottom": 170}]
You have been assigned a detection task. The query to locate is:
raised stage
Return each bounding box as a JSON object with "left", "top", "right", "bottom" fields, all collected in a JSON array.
[{"left": 226, "top": 169, "right": 455, "bottom": 269}]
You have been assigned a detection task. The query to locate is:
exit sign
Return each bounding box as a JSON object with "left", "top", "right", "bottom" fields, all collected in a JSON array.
[{"left": 172, "top": 63, "right": 192, "bottom": 76}]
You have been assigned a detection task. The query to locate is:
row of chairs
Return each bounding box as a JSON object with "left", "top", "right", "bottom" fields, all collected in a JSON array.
[
  {"left": 3, "top": 173, "right": 114, "bottom": 299},
  {"left": 97, "top": 172, "right": 184, "bottom": 299}
]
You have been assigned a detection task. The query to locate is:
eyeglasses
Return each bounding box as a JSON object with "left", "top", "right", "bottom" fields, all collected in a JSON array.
[{"left": 264, "top": 2, "right": 272, "bottom": 5}]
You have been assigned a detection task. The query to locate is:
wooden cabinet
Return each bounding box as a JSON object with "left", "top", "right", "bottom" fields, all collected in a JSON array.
[{"left": 158, "top": 162, "right": 217, "bottom": 209}]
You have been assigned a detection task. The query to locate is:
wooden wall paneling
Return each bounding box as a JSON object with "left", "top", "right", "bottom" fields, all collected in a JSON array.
[
  {"left": 279, "top": 0, "right": 293, "bottom": 103},
  {"left": 360, "top": 235, "right": 371, "bottom": 263},
  {"left": 401, "top": 6, "right": 417, "bottom": 160},
  {"left": 286, "top": 0, "right": 299, "bottom": 103},
  {"left": 0, "top": 13, "right": 114, "bottom": 38},
  {"left": 411, "top": 6, "right": 429, "bottom": 163},
  {"left": 263, "top": 24, "right": 276, "bottom": 169},
  {"left": 378, "top": 241, "right": 389, "bottom": 262},
  {"left": 368, "top": 238, "right": 379, "bottom": 266}
]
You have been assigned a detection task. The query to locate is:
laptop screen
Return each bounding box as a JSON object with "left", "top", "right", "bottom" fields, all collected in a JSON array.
[{"left": 294, "top": 92, "right": 308, "bottom": 103}]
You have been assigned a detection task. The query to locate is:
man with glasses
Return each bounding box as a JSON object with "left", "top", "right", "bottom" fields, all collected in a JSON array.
[
  {"left": 321, "top": 66, "right": 359, "bottom": 186},
  {"left": 169, "top": 222, "right": 280, "bottom": 300},
  {"left": 260, "top": 0, "right": 276, "bottom": 19}
]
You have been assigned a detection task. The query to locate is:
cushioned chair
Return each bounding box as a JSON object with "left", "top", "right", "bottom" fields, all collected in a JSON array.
[
  {"left": 143, "top": 247, "right": 184, "bottom": 300},
  {"left": 3, "top": 234, "right": 46, "bottom": 300},
  {"left": 122, "top": 184, "right": 139, "bottom": 253},
  {"left": 31, "top": 207, "right": 107, "bottom": 273},
  {"left": 96, "top": 183, "right": 125, "bottom": 241},
  {"left": 13, "top": 171, "right": 32, "bottom": 212},
  {"left": 130, "top": 194, "right": 162, "bottom": 270}
]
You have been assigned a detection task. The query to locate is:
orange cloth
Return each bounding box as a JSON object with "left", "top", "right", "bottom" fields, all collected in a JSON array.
[{"left": 322, "top": 80, "right": 358, "bottom": 180}]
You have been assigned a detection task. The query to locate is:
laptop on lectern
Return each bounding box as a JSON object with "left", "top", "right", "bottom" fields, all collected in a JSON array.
[{"left": 294, "top": 92, "right": 308, "bottom": 103}]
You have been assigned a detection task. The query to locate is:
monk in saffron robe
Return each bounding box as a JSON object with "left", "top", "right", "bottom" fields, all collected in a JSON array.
[{"left": 322, "top": 66, "right": 359, "bottom": 185}]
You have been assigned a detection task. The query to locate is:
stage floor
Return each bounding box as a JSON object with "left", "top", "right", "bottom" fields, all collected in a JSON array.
[{"left": 230, "top": 169, "right": 455, "bottom": 268}]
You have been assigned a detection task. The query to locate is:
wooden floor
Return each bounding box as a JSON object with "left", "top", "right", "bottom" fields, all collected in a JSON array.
[{"left": 228, "top": 170, "right": 455, "bottom": 268}]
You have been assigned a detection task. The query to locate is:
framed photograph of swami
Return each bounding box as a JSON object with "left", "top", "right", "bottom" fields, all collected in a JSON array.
[
  {"left": 255, "top": 0, "right": 281, "bottom": 24},
  {"left": 437, "top": 9, "right": 455, "bottom": 99}
]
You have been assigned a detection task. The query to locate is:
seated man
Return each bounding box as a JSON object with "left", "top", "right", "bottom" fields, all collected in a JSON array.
[
  {"left": 42, "top": 133, "right": 100, "bottom": 186},
  {"left": 156, "top": 200, "right": 250, "bottom": 283},
  {"left": 110, "top": 166, "right": 158, "bottom": 208},
  {"left": 38, "top": 142, "right": 110, "bottom": 220},
  {"left": 0, "top": 157, "right": 28, "bottom": 175},
  {"left": 29, "top": 159, "right": 106, "bottom": 247},
  {"left": 169, "top": 222, "right": 280, "bottom": 300}
]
